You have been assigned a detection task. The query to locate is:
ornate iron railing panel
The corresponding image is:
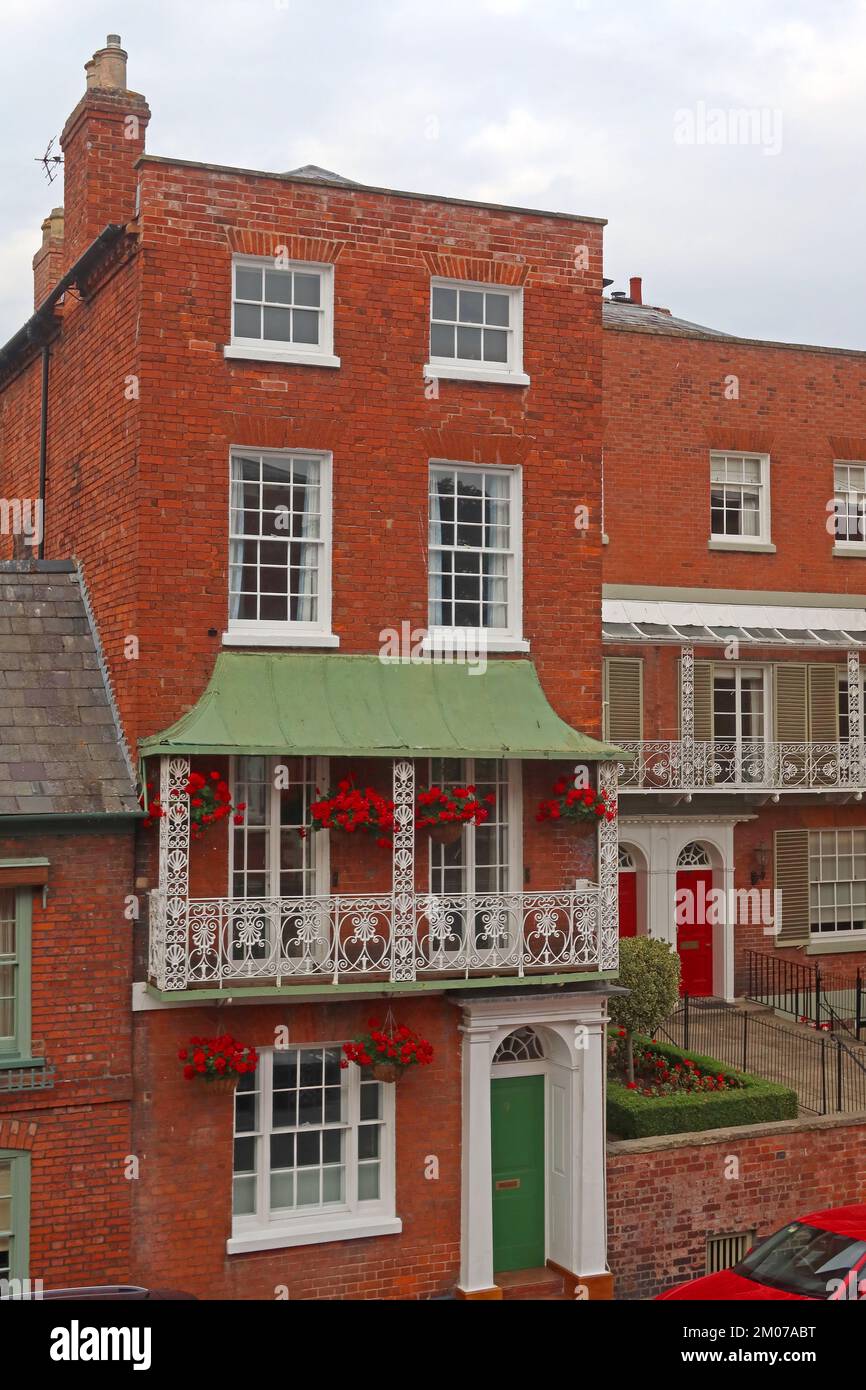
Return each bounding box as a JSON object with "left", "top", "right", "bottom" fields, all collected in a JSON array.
[
  {"left": 150, "top": 887, "right": 604, "bottom": 987},
  {"left": 617, "top": 740, "right": 866, "bottom": 792}
]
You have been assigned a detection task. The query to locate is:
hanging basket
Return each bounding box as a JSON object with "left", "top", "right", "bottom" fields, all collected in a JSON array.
[
  {"left": 202, "top": 1075, "right": 238, "bottom": 1096},
  {"left": 371, "top": 1062, "right": 404, "bottom": 1084},
  {"left": 427, "top": 822, "right": 464, "bottom": 846}
]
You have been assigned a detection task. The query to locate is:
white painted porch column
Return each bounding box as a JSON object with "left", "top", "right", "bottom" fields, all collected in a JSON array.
[
  {"left": 572, "top": 1019, "right": 607, "bottom": 1279},
  {"left": 458, "top": 1017, "right": 497, "bottom": 1293}
]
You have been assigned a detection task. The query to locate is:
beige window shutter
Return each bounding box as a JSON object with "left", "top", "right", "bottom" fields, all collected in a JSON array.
[
  {"left": 774, "top": 664, "right": 808, "bottom": 742},
  {"left": 603, "top": 657, "right": 642, "bottom": 741},
  {"left": 682, "top": 659, "right": 713, "bottom": 741},
  {"left": 774, "top": 829, "right": 810, "bottom": 945},
  {"left": 807, "top": 664, "right": 839, "bottom": 742}
]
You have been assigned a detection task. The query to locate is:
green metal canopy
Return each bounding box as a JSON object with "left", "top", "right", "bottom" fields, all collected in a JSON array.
[{"left": 139, "top": 654, "right": 627, "bottom": 762}]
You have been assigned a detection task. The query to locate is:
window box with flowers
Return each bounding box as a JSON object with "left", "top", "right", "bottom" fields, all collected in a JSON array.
[
  {"left": 298, "top": 776, "right": 494, "bottom": 846},
  {"left": 536, "top": 776, "right": 617, "bottom": 827}
]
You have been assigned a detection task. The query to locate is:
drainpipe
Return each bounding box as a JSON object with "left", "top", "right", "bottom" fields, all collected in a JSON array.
[{"left": 37, "top": 344, "right": 49, "bottom": 560}]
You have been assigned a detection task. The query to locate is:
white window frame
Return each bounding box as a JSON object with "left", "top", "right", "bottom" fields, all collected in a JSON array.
[
  {"left": 832, "top": 461, "right": 866, "bottom": 556},
  {"left": 708, "top": 451, "right": 773, "bottom": 551},
  {"left": 426, "top": 460, "right": 527, "bottom": 654},
  {"left": 228, "top": 1046, "right": 400, "bottom": 1254},
  {"left": 808, "top": 828, "right": 866, "bottom": 942},
  {"left": 223, "top": 448, "right": 338, "bottom": 649},
  {"left": 224, "top": 256, "right": 340, "bottom": 368},
  {"left": 228, "top": 755, "right": 330, "bottom": 899},
  {"left": 423, "top": 278, "right": 529, "bottom": 387}
]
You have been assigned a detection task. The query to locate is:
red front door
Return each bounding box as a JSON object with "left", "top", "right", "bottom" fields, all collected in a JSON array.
[
  {"left": 618, "top": 872, "right": 637, "bottom": 937},
  {"left": 675, "top": 868, "right": 714, "bottom": 996}
]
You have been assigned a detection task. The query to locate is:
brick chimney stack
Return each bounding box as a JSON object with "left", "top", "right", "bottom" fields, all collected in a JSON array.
[
  {"left": 32, "top": 207, "right": 65, "bottom": 308},
  {"left": 59, "top": 35, "right": 150, "bottom": 270},
  {"left": 629, "top": 276, "right": 643, "bottom": 306}
]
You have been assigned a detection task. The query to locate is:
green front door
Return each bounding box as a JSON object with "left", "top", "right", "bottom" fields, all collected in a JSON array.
[{"left": 491, "top": 1074, "right": 545, "bottom": 1272}]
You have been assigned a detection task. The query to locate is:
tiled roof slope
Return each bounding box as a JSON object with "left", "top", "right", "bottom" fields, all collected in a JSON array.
[
  {"left": 0, "top": 561, "right": 139, "bottom": 817},
  {"left": 602, "top": 299, "right": 731, "bottom": 339}
]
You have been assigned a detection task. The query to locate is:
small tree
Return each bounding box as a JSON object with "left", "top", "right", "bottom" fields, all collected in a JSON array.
[{"left": 608, "top": 937, "right": 681, "bottom": 1084}]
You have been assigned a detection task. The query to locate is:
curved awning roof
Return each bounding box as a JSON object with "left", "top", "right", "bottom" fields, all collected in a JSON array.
[{"left": 139, "top": 654, "right": 627, "bottom": 762}]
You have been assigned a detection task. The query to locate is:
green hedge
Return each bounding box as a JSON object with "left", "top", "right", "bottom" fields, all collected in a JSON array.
[{"left": 607, "top": 1037, "right": 798, "bottom": 1139}]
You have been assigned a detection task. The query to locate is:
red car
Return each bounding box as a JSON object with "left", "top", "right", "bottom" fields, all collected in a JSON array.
[{"left": 658, "top": 1204, "right": 866, "bottom": 1301}]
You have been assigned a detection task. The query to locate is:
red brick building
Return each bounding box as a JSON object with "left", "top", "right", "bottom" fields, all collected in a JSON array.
[
  {"left": 603, "top": 282, "right": 866, "bottom": 1021},
  {"left": 0, "top": 562, "right": 139, "bottom": 1292},
  {"left": 0, "top": 36, "right": 623, "bottom": 1299}
]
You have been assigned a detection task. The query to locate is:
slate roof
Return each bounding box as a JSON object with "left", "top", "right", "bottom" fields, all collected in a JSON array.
[
  {"left": 0, "top": 561, "right": 139, "bottom": 818},
  {"left": 602, "top": 298, "right": 732, "bottom": 339}
]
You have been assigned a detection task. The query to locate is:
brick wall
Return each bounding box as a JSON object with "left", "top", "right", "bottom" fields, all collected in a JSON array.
[
  {"left": 0, "top": 825, "right": 136, "bottom": 1286},
  {"left": 607, "top": 1113, "right": 866, "bottom": 1299},
  {"left": 603, "top": 324, "right": 866, "bottom": 593},
  {"left": 131, "top": 995, "right": 461, "bottom": 1299}
]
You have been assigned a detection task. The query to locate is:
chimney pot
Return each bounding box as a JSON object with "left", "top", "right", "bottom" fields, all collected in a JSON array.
[
  {"left": 85, "top": 34, "right": 128, "bottom": 91},
  {"left": 629, "top": 276, "right": 643, "bottom": 305}
]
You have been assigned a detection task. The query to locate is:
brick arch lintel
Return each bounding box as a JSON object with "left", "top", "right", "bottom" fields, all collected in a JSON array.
[
  {"left": 830, "top": 436, "right": 866, "bottom": 461},
  {"left": 0, "top": 1117, "right": 38, "bottom": 1151},
  {"left": 225, "top": 230, "right": 346, "bottom": 264},
  {"left": 421, "top": 252, "right": 529, "bottom": 286},
  {"left": 702, "top": 427, "right": 775, "bottom": 454},
  {"left": 419, "top": 426, "right": 537, "bottom": 468},
  {"left": 224, "top": 414, "right": 348, "bottom": 452}
]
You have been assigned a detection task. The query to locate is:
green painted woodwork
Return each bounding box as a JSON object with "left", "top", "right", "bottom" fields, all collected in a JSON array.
[
  {"left": 491, "top": 1074, "right": 545, "bottom": 1272},
  {"left": 139, "top": 654, "right": 627, "bottom": 762}
]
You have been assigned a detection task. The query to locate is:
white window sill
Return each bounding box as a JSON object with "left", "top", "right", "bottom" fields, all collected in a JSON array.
[
  {"left": 423, "top": 632, "right": 530, "bottom": 654},
  {"left": 223, "top": 628, "right": 340, "bottom": 649},
  {"left": 227, "top": 1214, "right": 402, "bottom": 1254},
  {"left": 806, "top": 935, "right": 866, "bottom": 956},
  {"left": 423, "top": 363, "right": 530, "bottom": 387},
  {"left": 833, "top": 543, "right": 866, "bottom": 557},
  {"left": 707, "top": 539, "right": 776, "bottom": 553},
  {"left": 224, "top": 344, "right": 341, "bottom": 369}
]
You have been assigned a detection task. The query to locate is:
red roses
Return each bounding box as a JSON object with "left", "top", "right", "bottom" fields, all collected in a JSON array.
[
  {"left": 414, "top": 784, "right": 494, "bottom": 831},
  {"left": 536, "top": 775, "right": 617, "bottom": 825},
  {"left": 177, "top": 1034, "right": 259, "bottom": 1083},
  {"left": 303, "top": 780, "right": 395, "bottom": 848}
]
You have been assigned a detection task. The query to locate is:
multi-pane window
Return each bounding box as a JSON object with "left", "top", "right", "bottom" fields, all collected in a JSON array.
[
  {"left": 0, "top": 890, "right": 29, "bottom": 1061},
  {"left": 713, "top": 667, "right": 767, "bottom": 785},
  {"left": 0, "top": 1152, "right": 28, "bottom": 1282},
  {"left": 231, "top": 259, "right": 334, "bottom": 357},
  {"left": 428, "top": 759, "right": 517, "bottom": 958},
  {"left": 809, "top": 829, "right": 866, "bottom": 936},
  {"left": 710, "top": 453, "right": 769, "bottom": 542},
  {"left": 429, "top": 281, "right": 519, "bottom": 372},
  {"left": 232, "top": 1048, "right": 391, "bottom": 1236},
  {"left": 833, "top": 463, "right": 866, "bottom": 545},
  {"left": 231, "top": 756, "right": 323, "bottom": 899},
  {"left": 229, "top": 451, "right": 331, "bottom": 635},
  {"left": 428, "top": 465, "right": 519, "bottom": 636}
]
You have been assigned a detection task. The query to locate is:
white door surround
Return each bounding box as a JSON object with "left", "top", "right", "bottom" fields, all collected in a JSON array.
[
  {"left": 619, "top": 814, "right": 753, "bottom": 1001},
  {"left": 456, "top": 991, "right": 609, "bottom": 1299}
]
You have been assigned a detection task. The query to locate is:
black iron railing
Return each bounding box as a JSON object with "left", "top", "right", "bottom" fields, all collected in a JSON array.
[
  {"left": 655, "top": 995, "right": 866, "bottom": 1116},
  {"left": 747, "top": 949, "right": 863, "bottom": 1040}
]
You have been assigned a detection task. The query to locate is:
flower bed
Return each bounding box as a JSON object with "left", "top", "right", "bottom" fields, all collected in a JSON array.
[{"left": 607, "top": 1034, "right": 797, "bottom": 1139}]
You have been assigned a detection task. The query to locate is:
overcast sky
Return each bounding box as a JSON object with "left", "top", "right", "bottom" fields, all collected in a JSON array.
[{"left": 1, "top": 0, "right": 865, "bottom": 348}]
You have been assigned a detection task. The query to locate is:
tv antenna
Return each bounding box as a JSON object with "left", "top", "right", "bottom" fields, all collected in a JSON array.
[{"left": 35, "top": 137, "right": 63, "bottom": 184}]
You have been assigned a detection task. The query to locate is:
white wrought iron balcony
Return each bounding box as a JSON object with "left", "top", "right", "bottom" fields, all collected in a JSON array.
[
  {"left": 617, "top": 740, "right": 866, "bottom": 793},
  {"left": 147, "top": 887, "right": 612, "bottom": 990}
]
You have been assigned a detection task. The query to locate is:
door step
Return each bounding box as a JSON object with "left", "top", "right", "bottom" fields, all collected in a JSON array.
[{"left": 496, "top": 1267, "right": 568, "bottom": 1300}]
